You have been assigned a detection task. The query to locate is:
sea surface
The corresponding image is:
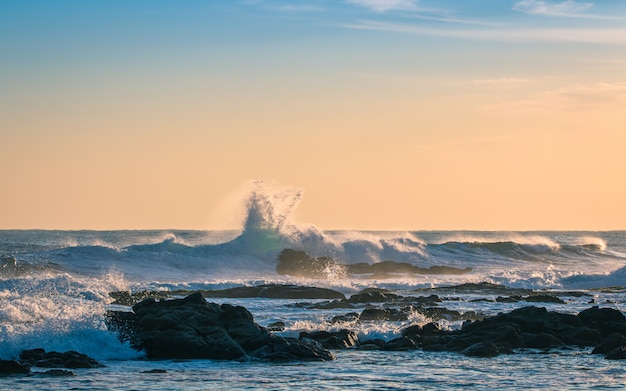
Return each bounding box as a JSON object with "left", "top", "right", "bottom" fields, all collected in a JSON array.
[{"left": 1, "top": 187, "right": 625, "bottom": 389}]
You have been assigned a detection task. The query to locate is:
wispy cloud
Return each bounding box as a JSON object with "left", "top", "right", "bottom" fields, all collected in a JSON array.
[
  {"left": 346, "top": 0, "right": 421, "bottom": 12},
  {"left": 513, "top": 0, "right": 594, "bottom": 17},
  {"left": 481, "top": 82, "right": 626, "bottom": 113},
  {"left": 346, "top": 20, "right": 626, "bottom": 44}
]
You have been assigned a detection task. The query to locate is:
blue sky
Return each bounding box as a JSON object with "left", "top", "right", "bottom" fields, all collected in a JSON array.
[{"left": 1, "top": 1, "right": 625, "bottom": 229}]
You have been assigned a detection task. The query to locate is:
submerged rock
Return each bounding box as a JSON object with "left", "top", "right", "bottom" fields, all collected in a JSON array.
[
  {"left": 19, "top": 349, "right": 103, "bottom": 369},
  {"left": 106, "top": 292, "right": 334, "bottom": 362}
]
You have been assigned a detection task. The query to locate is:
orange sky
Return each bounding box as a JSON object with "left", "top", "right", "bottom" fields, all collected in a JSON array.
[{"left": 1, "top": 1, "right": 625, "bottom": 230}]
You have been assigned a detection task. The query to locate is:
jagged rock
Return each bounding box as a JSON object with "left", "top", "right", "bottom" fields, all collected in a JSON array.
[
  {"left": 525, "top": 295, "right": 566, "bottom": 304},
  {"left": 106, "top": 292, "right": 334, "bottom": 362},
  {"left": 299, "top": 329, "right": 359, "bottom": 349},
  {"left": 267, "top": 321, "right": 285, "bottom": 331}
]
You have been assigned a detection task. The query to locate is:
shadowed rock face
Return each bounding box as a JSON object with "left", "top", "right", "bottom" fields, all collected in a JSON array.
[{"left": 106, "top": 292, "right": 334, "bottom": 362}]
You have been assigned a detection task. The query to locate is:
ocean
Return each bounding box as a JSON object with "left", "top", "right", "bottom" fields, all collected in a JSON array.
[{"left": 1, "top": 189, "right": 625, "bottom": 389}]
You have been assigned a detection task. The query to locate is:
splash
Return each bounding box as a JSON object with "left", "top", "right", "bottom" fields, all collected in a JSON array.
[{"left": 231, "top": 180, "right": 333, "bottom": 257}]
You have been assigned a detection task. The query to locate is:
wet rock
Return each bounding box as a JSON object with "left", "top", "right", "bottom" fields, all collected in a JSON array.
[
  {"left": 106, "top": 292, "right": 334, "bottom": 362},
  {"left": 348, "top": 290, "right": 402, "bottom": 303},
  {"left": 276, "top": 249, "right": 343, "bottom": 278},
  {"left": 604, "top": 346, "right": 626, "bottom": 360},
  {"left": 330, "top": 312, "right": 360, "bottom": 324},
  {"left": 202, "top": 284, "right": 345, "bottom": 300},
  {"left": 461, "top": 341, "right": 500, "bottom": 357},
  {"left": 592, "top": 333, "right": 626, "bottom": 355},
  {"left": 267, "top": 321, "right": 285, "bottom": 332},
  {"left": 142, "top": 369, "right": 168, "bottom": 373},
  {"left": 0, "top": 359, "right": 31, "bottom": 375},
  {"left": 383, "top": 337, "right": 417, "bottom": 351},
  {"left": 525, "top": 295, "right": 566, "bottom": 304},
  {"left": 37, "top": 369, "right": 77, "bottom": 377},
  {"left": 578, "top": 306, "right": 626, "bottom": 336},
  {"left": 299, "top": 329, "right": 359, "bottom": 349},
  {"left": 359, "top": 308, "right": 409, "bottom": 322},
  {"left": 19, "top": 349, "right": 104, "bottom": 369}
]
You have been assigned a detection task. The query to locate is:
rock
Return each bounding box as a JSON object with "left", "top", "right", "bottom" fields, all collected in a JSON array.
[
  {"left": 461, "top": 341, "right": 500, "bottom": 357},
  {"left": 299, "top": 329, "right": 359, "bottom": 349},
  {"left": 525, "top": 295, "right": 566, "bottom": 304},
  {"left": 19, "top": 349, "right": 103, "bottom": 369},
  {"left": 267, "top": 321, "right": 286, "bottom": 332},
  {"left": 383, "top": 337, "right": 417, "bottom": 351},
  {"left": 202, "top": 284, "right": 345, "bottom": 300},
  {"left": 359, "top": 308, "right": 409, "bottom": 322},
  {"left": 0, "top": 359, "right": 31, "bottom": 375},
  {"left": 604, "top": 346, "right": 626, "bottom": 360},
  {"left": 37, "top": 369, "right": 77, "bottom": 377},
  {"left": 261, "top": 336, "right": 335, "bottom": 362},
  {"left": 348, "top": 290, "right": 402, "bottom": 303},
  {"left": 106, "top": 292, "right": 334, "bottom": 362},
  {"left": 578, "top": 306, "right": 626, "bottom": 336},
  {"left": 592, "top": 333, "right": 626, "bottom": 355},
  {"left": 276, "top": 249, "right": 343, "bottom": 278},
  {"left": 331, "top": 312, "right": 360, "bottom": 324}
]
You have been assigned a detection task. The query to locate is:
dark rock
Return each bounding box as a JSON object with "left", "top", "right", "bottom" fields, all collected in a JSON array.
[
  {"left": 347, "top": 261, "right": 471, "bottom": 276},
  {"left": 0, "top": 359, "right": 31, "bottom": 375},
  {"left": 348, "top": 290, "right": 402, "bottom": 303},
  {"left": 358, "top": 339, "right": 386, "bottom": 350},
  {"left": 299, "top": 329, "right": 359, "bottom": 349},
  {"left": 202, "top": 284, "right": 345, "bottom": 300},
  {"left": 37, "top": 369, "right": 77, "bottom": 377},
  {"left": 496, "top": 296, "right": 521, "bottom": 303},
  {"left": 461, "top": 341, "right": 500, "bottom": 357},
  {"left": 106, "top": 292, "right": 334, "bottom": 361},
  {"left": 276, "top": 249, "right": 343, "bottom": 278},
  {"left": 604, "top": 346, "right": 626, "bottom": 360},
  {"left": 262, "top": 336, "right": 335, "bottom": 362},
  {"left": 383, "top": 337, "right": 417, "bottom": 351},
  {"left": 523, "top": 332, "right": 563, "bottom": 349},
  {"left": 19, "top": 349, "right": 103, "bottom": 369},
  {"left": 331, "top": 312, "right": 360, "bottom": 324},
  {"left": 525, "top": 295, "right": 565, "bottom": 304},
  {"left": 267, "top": 321, "right": 285, "bottom": 332},
  {"left": 592, "top": 333, "right": 626, "bottom": 355},
  {"left": 360, "top": 308, "right": 408, "bottom": 322},
  {"left": 578, "top": 306, "right": 626, "bottom": 336}
]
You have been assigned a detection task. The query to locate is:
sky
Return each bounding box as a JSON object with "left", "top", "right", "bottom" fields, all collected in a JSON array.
[{"left": 1, "top": 0, "right": 625, "bottom": 231}]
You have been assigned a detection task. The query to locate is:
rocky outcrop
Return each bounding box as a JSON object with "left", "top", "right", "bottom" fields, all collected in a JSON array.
[
  {"left": 0, "top": 359, "right": 31, "bottom": 375},
  {"left": 106, "top": 292, "right": 334, "bottom": 362},
  {"left": 201, "top": 284, "right": 345, "bottom": 300},
  {"left": 295, "top": 306, "right": 626, "bottom": 359},
  {"left": 276, "top": 249, "right": 471, "bottom": 278}
]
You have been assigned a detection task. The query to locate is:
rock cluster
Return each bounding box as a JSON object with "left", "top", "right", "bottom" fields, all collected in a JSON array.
[
  {"left": 299, "top": 305, "right": 626, "bottom": 359},
  {"left": 106, "top": 292, "right": 334, "bottom": 362}
]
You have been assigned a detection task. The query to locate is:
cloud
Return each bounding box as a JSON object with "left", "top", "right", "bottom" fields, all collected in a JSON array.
[
  {"left": 481, "top": 82, "right": 626, "bottom": 114},
  {"left": 513, "top": 0, "right": 594, "bottom": 17},
  {"left": 346, "top": 20, "right": 626, "bottom": 44},
  {"left": 346, "top": 0, "right": 421, "bottom": 12}
]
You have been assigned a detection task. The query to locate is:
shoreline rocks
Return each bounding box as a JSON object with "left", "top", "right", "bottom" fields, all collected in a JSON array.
[{"left": 106, "top": 292, "right": 335, "bottom": 362}]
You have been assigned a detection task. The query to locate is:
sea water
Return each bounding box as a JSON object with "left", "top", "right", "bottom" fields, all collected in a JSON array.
[{"left": 1, "top": 185, "right": 625, "bottom": 389}]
